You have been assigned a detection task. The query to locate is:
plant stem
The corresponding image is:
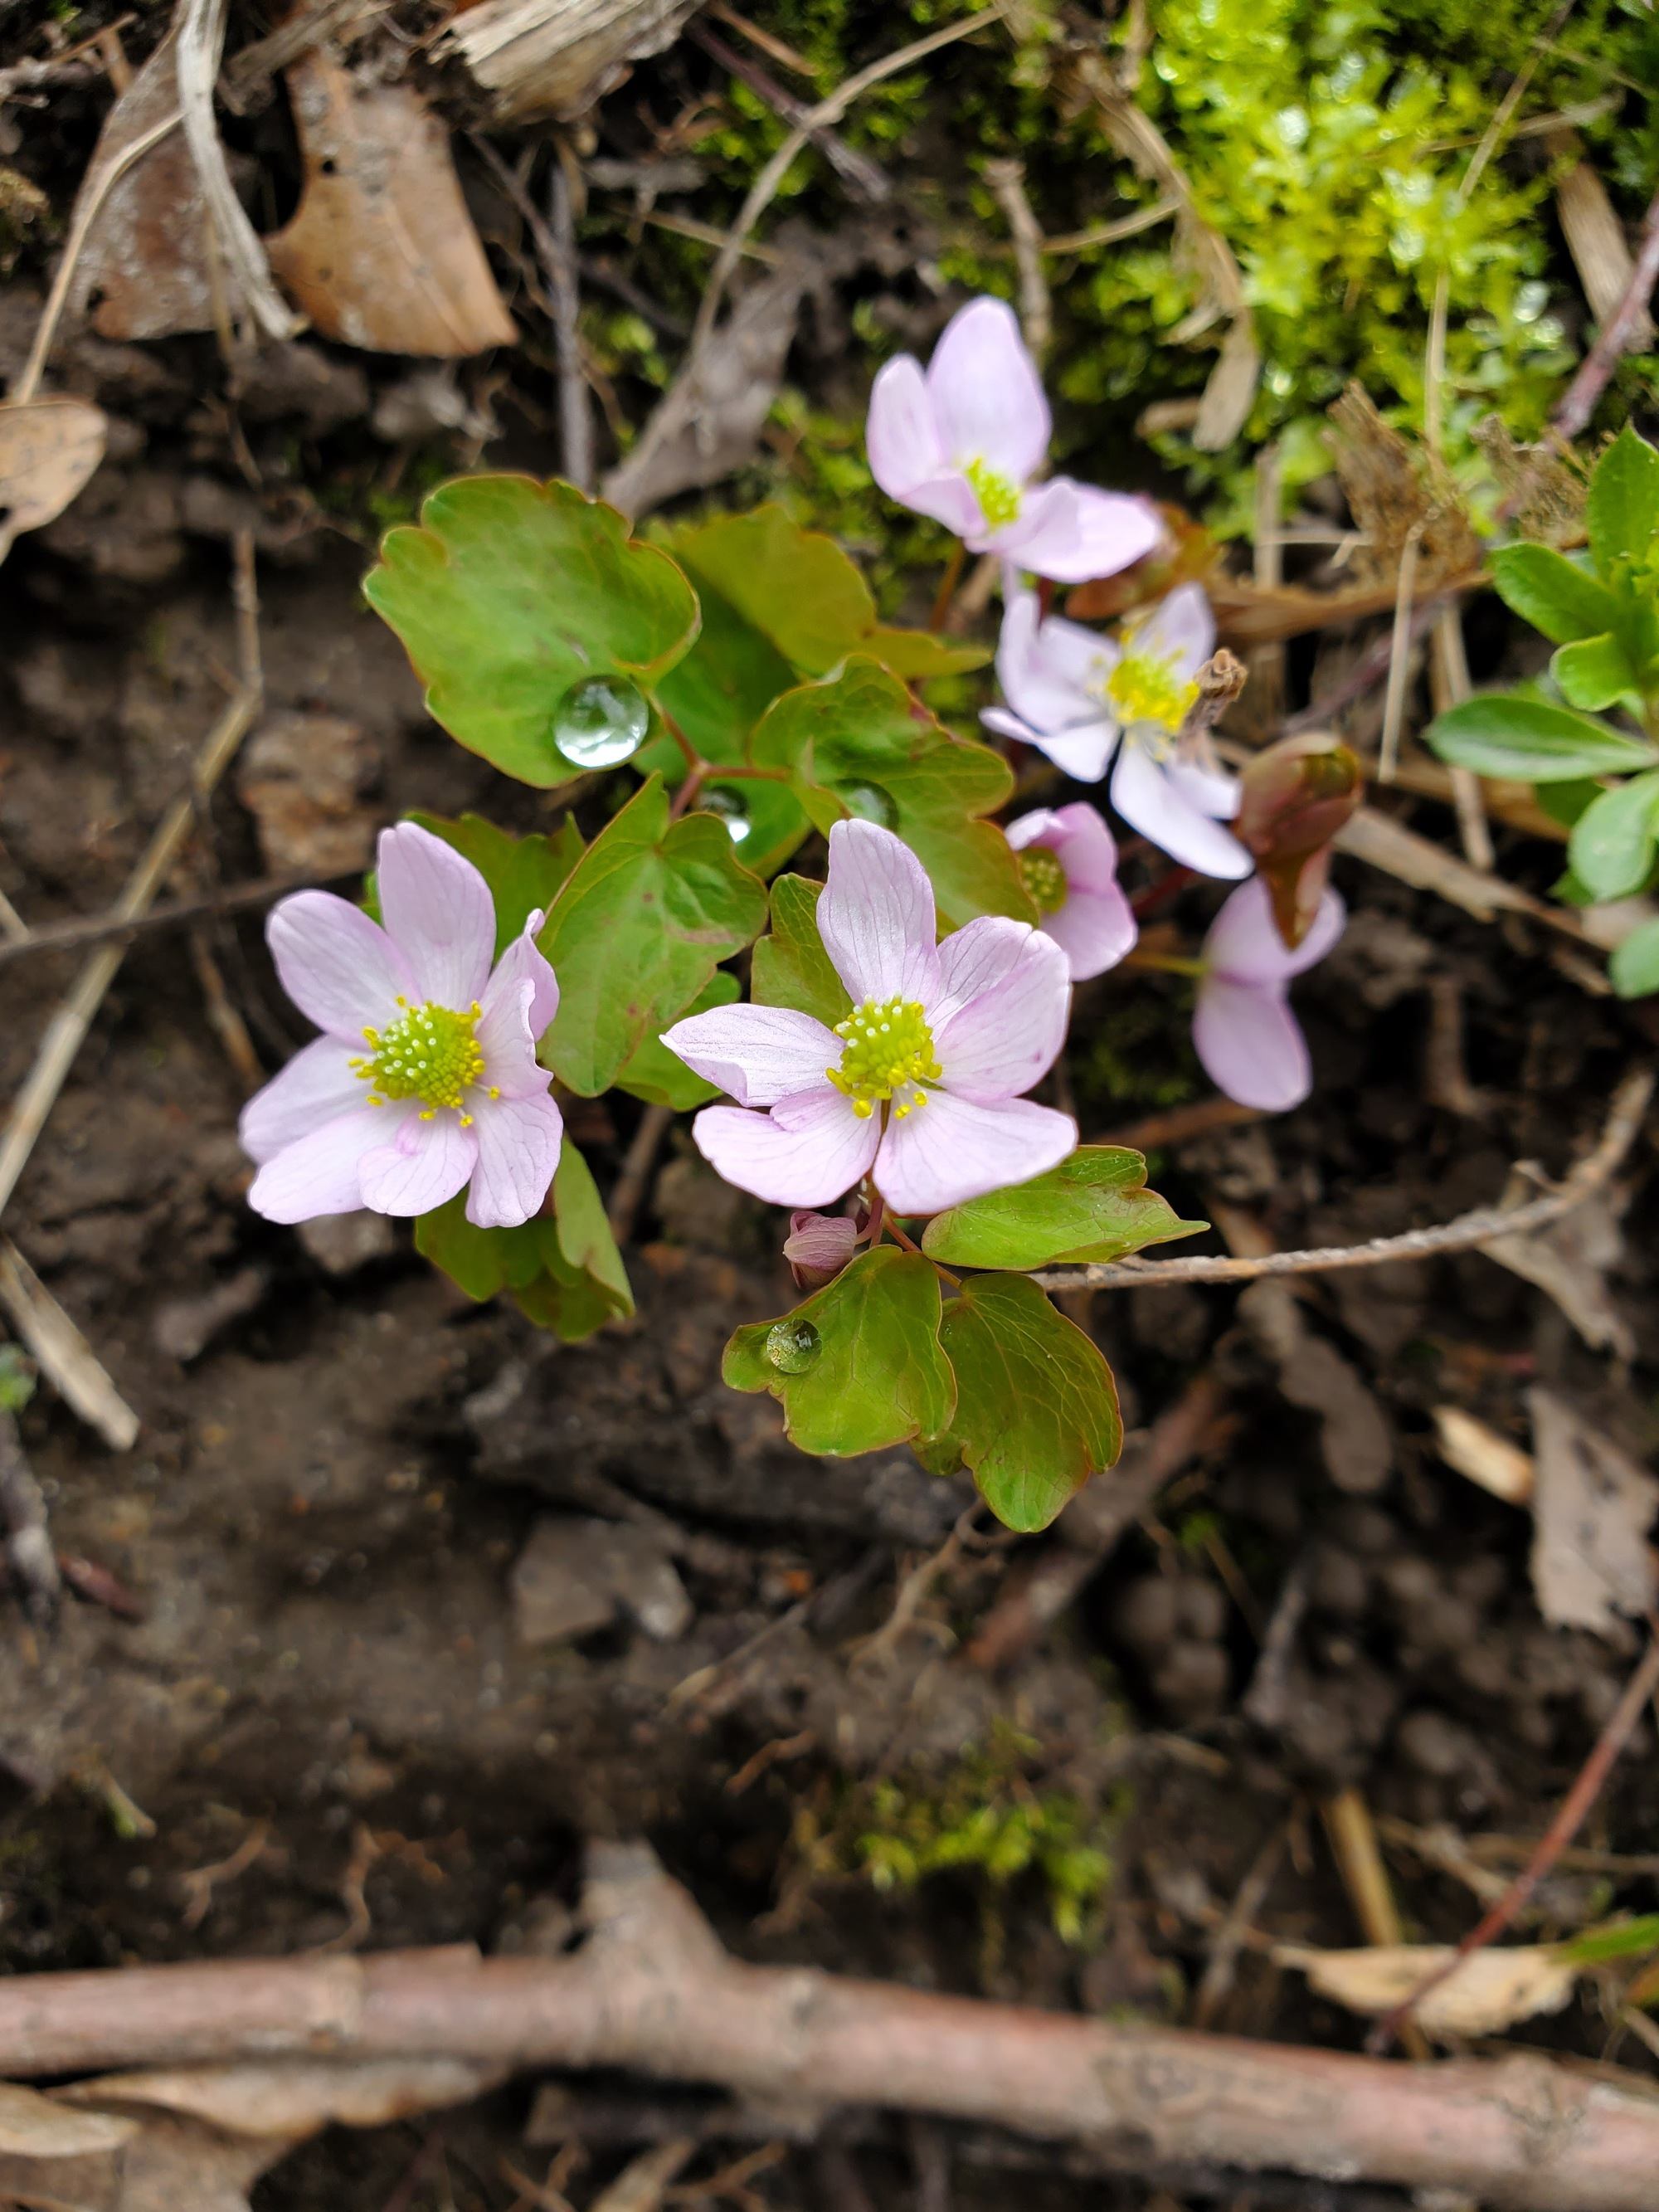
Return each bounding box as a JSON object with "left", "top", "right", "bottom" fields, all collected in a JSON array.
[
  {"left": 930, "top": 542, "right": 966, "bottom": 631},
  {"left": 1124, "top": 949, "right": 1207, "bottom": 977}
]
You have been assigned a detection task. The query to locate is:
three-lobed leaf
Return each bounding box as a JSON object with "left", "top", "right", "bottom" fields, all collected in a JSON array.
[
  {"left": 411, "top": 811, "right": 584, "bottom": 953},
  {"left": 1567, "top": 770, "right": 1659, "bottom": 900},
  {"left": 616, "top": 972, "right": 741, "bottom": 1107},
  {"left": 1587, "top": 427, "right": 1659, "bottom": 581},
  {"left": 365, "top": 475, "right": 699, "bottom": 787},
  {"left": 538, "top": 775, "right": 767, "bottom": 1094},
  {"left": 749, "top": 873, "right": 851, "bottom": 1029},
  {"left": 1426, "top": 695, "right": 1659, "bottom": 782},
  {"left": 922, "top": 1147, "right": 1205, "bottom": 1269},
  {"left": 723, "top": 1247, "right": 955, "bottom": 1455},
  {"left": 926, "top": 1276, "right": 1121, "bottom": 1532}
]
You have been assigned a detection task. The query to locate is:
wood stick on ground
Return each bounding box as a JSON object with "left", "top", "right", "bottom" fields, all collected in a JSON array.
[
  {"left": 984, "top": 158, "right": 1050, "bottom": 357},
  {"left": 1553, "top": 178, "right": 1659, "bottom": 440},
  {"left": 173, "top": 0, "right": 300, "bottom": 339},
  {"left": 1370, "top": 1628, "right": 1659, "bottom": 2054},
  {"left": 0, "top": 1235, "right": 138, "bottom": 1450},
  {"left": 1034, "top": 1065, "right": 1652, "bottom": 1293},
  {"left": 607, "top": 1103, "right": 674, "bottom": 1243},
  {"left": 0, "top": 870, "right": 354, "bottom": 967},
  {"left": 547, "top": 144, "right": 594, "bottom": 494},
  {"left": 0, "top": 1840, "right": 1657, "bottom": 2209}
]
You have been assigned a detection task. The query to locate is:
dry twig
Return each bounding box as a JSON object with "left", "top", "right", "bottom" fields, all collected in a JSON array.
[{"left": 1554, "top": 180, "right": 1659, "bottom": 440}]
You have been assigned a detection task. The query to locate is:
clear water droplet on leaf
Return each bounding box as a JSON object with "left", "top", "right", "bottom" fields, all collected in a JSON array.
[
  {"left": 766, "top": 1318, "right": 821, "bottom": 1373},
  {"left": 840, "top": 782, "right": 898, "bottom": 831},
  {"left": 552, "top": 675, "right": 650, "bottom": 768},
  {"left": 696, "top": 785, "right": 752, "bottom": 842}
]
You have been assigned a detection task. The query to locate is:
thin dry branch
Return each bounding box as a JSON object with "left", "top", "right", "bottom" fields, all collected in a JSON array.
[
  {"left": 1034, "top": 1067, "right": 1652, "bottom": 1292},
  {"left": 1554, "top": 179, "right": 1659, "bottom": 440},
  {"left": 174, "top": 0, "right": 301, "bottom": 339},
  {"left": 0, "top": 1841, "right": 1657, "bottom": 2209}
]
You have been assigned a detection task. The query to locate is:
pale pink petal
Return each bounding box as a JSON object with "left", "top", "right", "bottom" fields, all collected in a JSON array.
[
  {"left": 692, "top": 1087, "right": 879, "bottom": 1209},
  {"left": 483, "top": 911, "right": 559, "bottom": 1035},
  {"left": 661, "top": 1003, "right": 842, "bottom": 1108},
  {"left": 934, "top": 928, "right": 1070, "bottom": 1103},
  {"left": 1205, "top": 875, "right": 1346, "bottom": 983},
  {"left": 1110, "top": 743, "right": 1251, "bottom": 878},
  {"left": 928, "top": 913, "right": 1041, "bottom": 1028},
  {"left": 983, "top": 707, "right": 1118, "bottom": 783},
  {"left": 817, "top": 821, "right": 940, "bottom": 1007},
  {"left": 1041, "top": 801, "right": 1125, "bottom": 894},
  {"left": 268, "top": 892, "right": 416, "bottom": 1040},
  {"left": 993, "top": 480, "right": 1163, "bottom": 582},
  {"left": 358, "top": 1111, "right": 478, "bottom": 1216},
  {"left": 475, "top": 918, "right": 561, "bottom": 1098},
  {"left": 866, "top": 354, "right": 946, "bottom": 495},
  {"left": 785, "top": 1209, "right": 860, "bottom": 1288},
  {"left": 465, "top": 1092, "right": 564, "bottom": 1229},
  {"left": 1043, "top": 888, "right": 1138, "bottom": 981},
  {"left": 240, "top": 1037, "right": 366, "bottom": 1165},
  {"left": 925, "top": 296, "right": 1050, "bottom": 485},
  {"left": 995, "top": 591, "right": 1114, "bottom": 729},
  {"left": 247, "top": 1105, "right": 392, "bottom": 1222},
  {"left": 1136, "top": 581, "right": 1215, "bottom": 678},
  {"left": 1193, "top": 977, "right": 1311, "bottom": 1112},
  {"left": 1165, "top": 756, "right": 1241, "bottom": 821},
  {"left": 377, "top": 821, "right": 496, "bottom": 1010},
  {"left": 875, "top": 1093, "right": 1076, "bottom": 1214}
]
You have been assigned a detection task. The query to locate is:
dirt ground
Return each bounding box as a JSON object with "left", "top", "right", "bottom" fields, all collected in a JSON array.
[{"left": 3, "top": 12, "right": 1659, "bottom": 2211}]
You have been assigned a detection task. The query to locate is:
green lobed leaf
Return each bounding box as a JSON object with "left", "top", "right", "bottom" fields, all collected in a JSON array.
[
  {"left": 1609, "top": 914, "right": 1659, "bottom": 998},
  {"left": 1551, "top": 634, "right": 1642, "bottom": 715},
  {"left": 537, "top": 775, "right": 767, "bottom": 1095},
  {"left": 722, "top": 1247, "right": 955, "bottom": 1456},
  {"left": 1426, "top": 695, "right": 1659, "bottom": 782},
  {"left": 749, "top": 873, "right": 852, "bottom": 1029},
  {"left": 922, "top": 1147, "right": 1206, "bottom": 1270},
  {"left": 411, "top": 811, "right": 584, "bottom": 955},
  {"left": 927, "top": 1276, "right": 1121, "bottom": 1533},
  {"left": 364, "top": 475, "right": 699, "bottom": 788},
  {"left": 1568, "top": 770, "right": 1659, "bottom": 900},
  {"left": 1587, "top": 427, "right": 1659, "bottom": 581},
  {"left": 414, "top": 1143, "right": 632, "bottom": 1342},
  {"left": 1490, "top": 544, "right": 1623, "bottom": 646},
  {"left": 616, "top": 971, "right": 742, "bottom": 1108},
  {"left": 752, "top": 657, "right": 1034, "bottom": 926}
]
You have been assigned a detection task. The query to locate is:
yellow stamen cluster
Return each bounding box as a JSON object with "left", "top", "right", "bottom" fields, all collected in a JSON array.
[
  {"left": 1018, "top": 845, "right": 1068, "bottom": 915},
  {"left": 353, "top": 997, "right": 490, "bottom": 1123},
  {"left": 1104, "top": 649, "right": 1199, "bottom": 738},
  {"left": 964, "top": 457, "right": 1022, "bottom": 532},
  {"left": 826, "top": 996, "right": 941, "bottom": 1121}
]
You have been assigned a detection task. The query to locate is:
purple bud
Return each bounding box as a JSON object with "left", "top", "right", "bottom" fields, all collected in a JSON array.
[{"left": 784, "top": 1210, "right": 860, "bottom": 1290}]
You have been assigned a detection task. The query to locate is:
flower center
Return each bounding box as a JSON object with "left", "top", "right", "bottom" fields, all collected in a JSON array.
[
  {"left": 353, "top": 997, "right": 489, "bottom": 1122},
  {"left": 1103, "top": 650, "right": 1199, "bottom": 738},
  {"left": 826, "top": 996, "right": 942, "bottom": 1121},
  {"left": 1017, "top": 846, "right": 1069, "bottom": 915},
  {"left": 965, "top": 457, "right": 1022, "bottom": 532}
]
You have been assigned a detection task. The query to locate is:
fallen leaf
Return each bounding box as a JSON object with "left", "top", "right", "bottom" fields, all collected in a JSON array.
[
  {"left": 57, "top": 2058, "right": 504, "bottom": 2137},
  {"left": 1528, "top": 1389, "right": 1659, "bottom": 1635},
  {"left": 1488, "top": 1186, "right": 1634, "bottom": 1359},
  {"left": 442, "top": 0, "right": 703, "bottom": 123},
  {"left": 1277, "top": 1942, "right": 1578, "bottom": 2039},
  {"left": 1433, "top": 1405, "right": 1535, "bottom": 1507},
  {"left": 0, "top": 2083, "right": 134, "bottom": 2159},
  {"left": 0, "top": 397, "right": 108, "bottom": 564},
  {"left": 1327, "top": 384, "right": 1482, "bottom": 588},
  {"left": 264, "top": 48, "right": 515, "bottom": 356}
]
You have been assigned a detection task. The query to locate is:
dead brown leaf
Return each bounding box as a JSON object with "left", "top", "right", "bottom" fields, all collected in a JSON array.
[
  {"left": 1528, "top": 1390, "right": 1659, "bottom": 1635},
  {"left": 0, "top": 397, "right": 108, "bottom": 563},
  {"left": 264, "top": 48, "right": 514, "bottom": 357},
  {"left": 1487, "top": 1186, "right": 1634, "bottom": 1359},
  {"left": 442, "top": 0, "right": 703, "bottom": 124},
  {"left": 1433, "top": 1405, "right": 1535, "bottom": 1508},
  {"left": 1328, "top": 385, "right": 1482, "bottom": 587},
  {"left": 1277, "top": 1941, "right": 1578, "bottom": 2039},
  {"left": 56, "top": 2058, "right": 504, "bottom": 2137}
]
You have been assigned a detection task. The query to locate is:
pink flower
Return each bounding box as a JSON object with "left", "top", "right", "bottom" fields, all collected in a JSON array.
[
  {"left": 1006, "top": 804, "right": 1137, "bottom": 982},
  {"left": 1192, "top": 875, "right": 1345, "bottom": 1112},
  {"left": 983, "top": 582, "right": 1251, "bottom": 880},
  {"left": 865, "top": 296, "right": 1162, "bottom": 584},
  {"left": 663, "top": 821, "right": 1077, "bottom": 1215},
  {"left": 241, "top": 822, "right": 563, "bottom": 1229}
]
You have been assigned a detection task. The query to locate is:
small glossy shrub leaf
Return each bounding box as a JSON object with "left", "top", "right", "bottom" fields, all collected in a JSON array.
[
  {"left": 1587, "top": 427, "right": 1659, "bottom": 579},
  {"left": 1551, "top": 634, "right": 1642, "bottom": 714},
  {"left": 722, "top": 1247, "right": 955, "bottom": 1455},
  {"left": 1609, "top": 915, "right": 1659, "bottom": 998},
  {"left": 1490, "top": 545, "right": 1623, "bottom": 644},
  {"left": 411, "top": 811, "right": 584, "bottom": 953},
  {"left": 364, "top": 475, "right": 699, "bottom": 787},
  {"left": 931, "top": 1276, "right": 1121, "bottom": 1532},
  {"left": 538, "top": 775, "right": 766, "bottom": 1094},
  {"left": 1426, "top": 695, "right": 1659, "bottom": 782},
  {"left": 416, "top": 1143, "right": 632, "bottom": 1341},
  {"left": 922, "top": 1147, "right": 1204, "bottom": 1269},
  {"left": 751, "top": 873, "right": 854, "bottom": 1028},
  {"left": 617, "top": 971, "right": 741, "bottom": 1107},
  {"left": 1533, "top": 777, "right": 1603, "bottom": 829},
  {"left": 752, "top": 657, "right": 1032, "bottom": 925},
  {"left": 1569, "top": 771, "right": 1659, "bottom": 900}
]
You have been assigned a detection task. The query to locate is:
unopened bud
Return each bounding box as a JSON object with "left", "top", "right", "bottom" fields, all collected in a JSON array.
[
  {"left": 783, "top": 1210, "right": 859, "bottom": 1290},
  {"left": 1235, "top": 733, "right": 1363, "bottom": 947}
]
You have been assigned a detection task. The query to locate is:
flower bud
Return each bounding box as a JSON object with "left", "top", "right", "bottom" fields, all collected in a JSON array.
[
  {"left": 783, "top": 1210, "right": 860, "bottom": 1290},
  {"left": 1234, "top": 733, "right": 1363, "bottom": 948}
]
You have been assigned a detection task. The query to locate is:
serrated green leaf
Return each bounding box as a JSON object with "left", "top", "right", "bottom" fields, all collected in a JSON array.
[
  {"left": 749, "top": 873, "right": 852, "bottom": 1028},
  {"left": 538, "top": 775, "right": 767, "bottom": 1094},
  {"left": 1610, "top": 914, "right": 1659, "bottom": 997},
  {"left": 1490, "top": 545, "right": 1623, "bottom": 645},
  {"left": 411, "top": 811, "right": 584, "bottom": 955},
  {"left": 1568, "top": 770, "right": 1659, "bottom": 899},
  {"left": 922, "top": 1147, "right": 1205, "bottom": 1270},
  {"left": 722, "top": 1247, "right": 955, "bottom": 1455},
  {"left": 752, "top": 657, "right": 1033, "bottom": 926},
  {"left": 1552, "top": 633, "right": 1642, "bottom": 714},
  {"left": 364, "top": 475, "right": 699, "bottom": 788},
  {"left": 1587, "top": 427, "right": 1659, "bottom": 579},
  {"left": 616, "top": 971, "right": 741, "bottom": 1107},
  {"left": 930, "top": 1276, "right": 1121, "bottom": 1532},
  {"left": 1426, "top": 695, "right": 1659, "bottom": 782}
]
